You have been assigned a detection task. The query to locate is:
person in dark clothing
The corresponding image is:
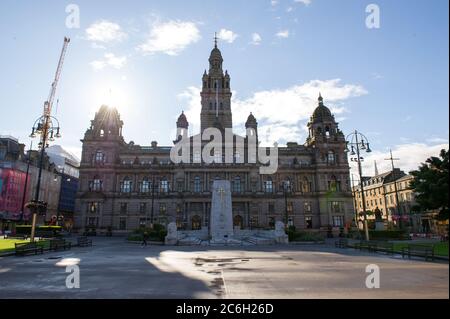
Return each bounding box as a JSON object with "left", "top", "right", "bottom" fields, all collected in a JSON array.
[{"left": 141, "top": 231, "right": 148, "bottom": 247}]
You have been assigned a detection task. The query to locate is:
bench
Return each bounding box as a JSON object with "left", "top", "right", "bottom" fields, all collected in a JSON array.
[
  {"left": 372, "top": 241, "right": 394, "bottom": 255},
  {"left": 49, "top": 239, "right": 72, "bottom": 251},
  {"left": 402, "top": 244, "right": 435, "bottom": 261},
  {"left": 77, "top": 236, "right": 92, "bottom": 247},
  {"left": 335, "top": 238, "right": 348, "bottom": 248},
  {"left": 15, "top": 242, "right": 44, "bottom": 256},
  {"left": 354, "top": 240, "right": 371, "bottom": 251}
]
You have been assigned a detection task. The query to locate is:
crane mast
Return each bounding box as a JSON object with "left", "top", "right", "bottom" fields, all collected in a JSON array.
[{"left": 44, "top": 37, "right": 70, "bottom": 117}]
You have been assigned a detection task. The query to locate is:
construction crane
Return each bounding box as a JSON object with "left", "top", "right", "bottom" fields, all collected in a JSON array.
[
  {"left": 28, "top": 37, "right": 70, "bottom": 242},
  {"left": 43, "top": 36, "right": 70, "bottom": 118}
]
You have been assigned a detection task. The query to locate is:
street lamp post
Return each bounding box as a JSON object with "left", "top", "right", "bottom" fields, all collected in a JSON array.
[
  {"left": 385, "top": 149, "right": 403, "bottom": 229},
  {"left": 27, "top": 37, "right": 69, "bottom": 242},
  {"left": 28, "top": 115, "right": 61, "bottom": 242},
  {"left": 346, "top": 130, "right": 372, "bottom": 241}
]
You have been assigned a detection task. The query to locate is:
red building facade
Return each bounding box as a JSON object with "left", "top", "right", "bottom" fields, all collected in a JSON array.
[{"left": 0, "top": 168, "right": 29, "bottom": 221}]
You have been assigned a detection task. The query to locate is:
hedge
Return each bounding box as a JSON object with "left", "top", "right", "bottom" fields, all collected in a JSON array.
[
  {"left": 288, "top": 230, "right": 325, "bottom": 242},
  {"left": 15, "top": 225, "right": 62, "bottom": 236},
  {"left": 128, "top": 224, "right": 167, "bottom": 242}
]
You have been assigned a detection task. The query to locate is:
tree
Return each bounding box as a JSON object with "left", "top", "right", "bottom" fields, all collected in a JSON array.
[{"left": 410, "top": 149, "right": 449, "bottom": 220}]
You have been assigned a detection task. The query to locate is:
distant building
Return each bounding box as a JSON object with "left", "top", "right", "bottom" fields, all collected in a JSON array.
[
  {"left": 0, "top": 136, "right": 80, "bottom": 231},
  {"left": 352, "top": 168, "right": 436, "bottom": 233},
  {"left": 47, "top": 145, "right": 80, "bottom": 228}
]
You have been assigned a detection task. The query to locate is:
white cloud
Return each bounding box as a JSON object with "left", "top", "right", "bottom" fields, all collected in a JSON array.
[
  {"left": 351, "top": 142, "right": 449, "bottom": 177},
  {"left": 137, "top": 20, "right": 201, "bottom": 56},
  {"left": 276, "top": 30, "right": 290, "bottom": 38},
  {"left": 294, "top": 0, "right": 312, "bottom": 5},
  {"left": 178, "top": 79, "right": 367, "bottom": 145},
  {"left": 287, "top": 7, "right": 294, "bottom": 13},
  {"left": 251, "top": 33, "right": 262, "bottom": 45},
  {"left": 218, "top": 29, "right": 238, "bottom": 44},
  {"left": 271, "top": 0, "right": 279, "bottom": 6},
  {"left": 85, "top": 20, "right": 127, "bottom": 43},
  {"left": 90, "top": 53, "right": 127, "bottom": 71},
  {"left": 426, "top": 137, "right": 449, "bottom": 144}
]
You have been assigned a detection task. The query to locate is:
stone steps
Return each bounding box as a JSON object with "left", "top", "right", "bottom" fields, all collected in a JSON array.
[{"left": 244, "top": 236, "right": 276, "bottom": 245}]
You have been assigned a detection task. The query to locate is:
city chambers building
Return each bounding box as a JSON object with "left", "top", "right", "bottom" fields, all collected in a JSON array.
[{"left": 74, "top": 43, "right": 354, "bottom": 234}]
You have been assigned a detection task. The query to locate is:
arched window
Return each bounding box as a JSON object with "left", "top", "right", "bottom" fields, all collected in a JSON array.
[
  {"left": 95, "top": 150, "right": 105, "bottom": 163},
  {"left": 328, "top": 175, "right": 341, "bottom": 192},
  {"left": 264, "top": 178, "right": 273, "bottom": 193},
  {"left": 140, "top": 178, "right": 150, "bottom": 193},
  {"left": 160, "top": 178, "right": 169, "bottom": 193},
  {"left": 194, "top": 176, "right": 201, "bottom": 193},
  {"left": 99, "top": 129, "right": 105, "bottom": 137},
  {"left": 226, "top": 81, "right": 229, "bottom": 89},
  {"left": 325, "top": 126, "right": 330, "bottom": 138},
  {"left": 233, "top": 176, "right": 241, "bottom": 193},
  {"left": 327, "top": 150, "right": 336, "bottom": 165},
  {"left": 121, "top": 177, "right": 132, "bottom": 193},
  {"left": 301, "top": 177, "right": 311, "bottom": 193},
  {"left": 209, "top": 102, "right": 213, "bottom": 110},
  {"left": 90, "top": 176, "right": 103, "bottom": 191}
]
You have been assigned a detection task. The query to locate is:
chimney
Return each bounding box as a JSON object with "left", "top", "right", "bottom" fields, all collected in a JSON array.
[{"left": 151, "top": 141, "right": 158, "bottom": 148}]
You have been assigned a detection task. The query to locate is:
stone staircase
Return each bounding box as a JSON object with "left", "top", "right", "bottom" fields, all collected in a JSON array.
[
  {"left": 244, "top": 236, "right": 276, "bottom": 245},
  {"left": 177, "top": 237, "right": 203, "bottom": 246}
]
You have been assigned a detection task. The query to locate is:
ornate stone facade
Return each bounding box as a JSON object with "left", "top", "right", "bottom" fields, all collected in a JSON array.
[{"left": 74, "top": 44, "right": 354, "bottom": 234}]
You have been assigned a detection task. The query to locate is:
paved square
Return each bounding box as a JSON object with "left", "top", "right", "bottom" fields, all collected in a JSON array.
[{"left": 0, "top": 238, "right": 448, "bottom": 298}]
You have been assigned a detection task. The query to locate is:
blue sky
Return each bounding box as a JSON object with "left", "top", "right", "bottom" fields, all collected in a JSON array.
[{"left": 0, "top": 0, "right": 448, "bottom": 174}]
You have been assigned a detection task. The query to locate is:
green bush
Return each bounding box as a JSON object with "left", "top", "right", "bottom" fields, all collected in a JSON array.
[
  {"left": 129, "top": 224, "right": 167, "bottom": 242},
  {"left": 288, "top": 231, "right": 324, "bottom": 242},
  {"left": 368, "top": 230, "right": 407, "bottom": 239}
]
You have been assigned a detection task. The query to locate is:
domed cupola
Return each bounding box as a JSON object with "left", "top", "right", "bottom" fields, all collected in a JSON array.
[
  {"left": 245, "top": 112, "right": 258, "bottom": 129},
  {"left": 176, "top": 111, "right": 189, "bottom": 129},
  {"left": 209, "top": 34, "right": 223, "bottom": 72},
  {"left": 311, "top": 93, "right": 333, "bottom": 124}
]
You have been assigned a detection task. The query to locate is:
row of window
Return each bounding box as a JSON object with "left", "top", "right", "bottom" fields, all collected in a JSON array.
[
  {"left": 92, "top": 150, "right": 335, "bottom": 166},
  {"left": 358, "top": 192, "right": 414, "bottom": 209},
  {"left": 358, "top": 182, "right": 412, "bottom": 196},
  {"left": 88, "top": 176, "right": 319, "bottom": 193},
  {"left": 87, "top": 201, "right": 344, "bottom": 216},
  {"left": 88, "top": 177, "right": 344, "bottom": 194}
]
